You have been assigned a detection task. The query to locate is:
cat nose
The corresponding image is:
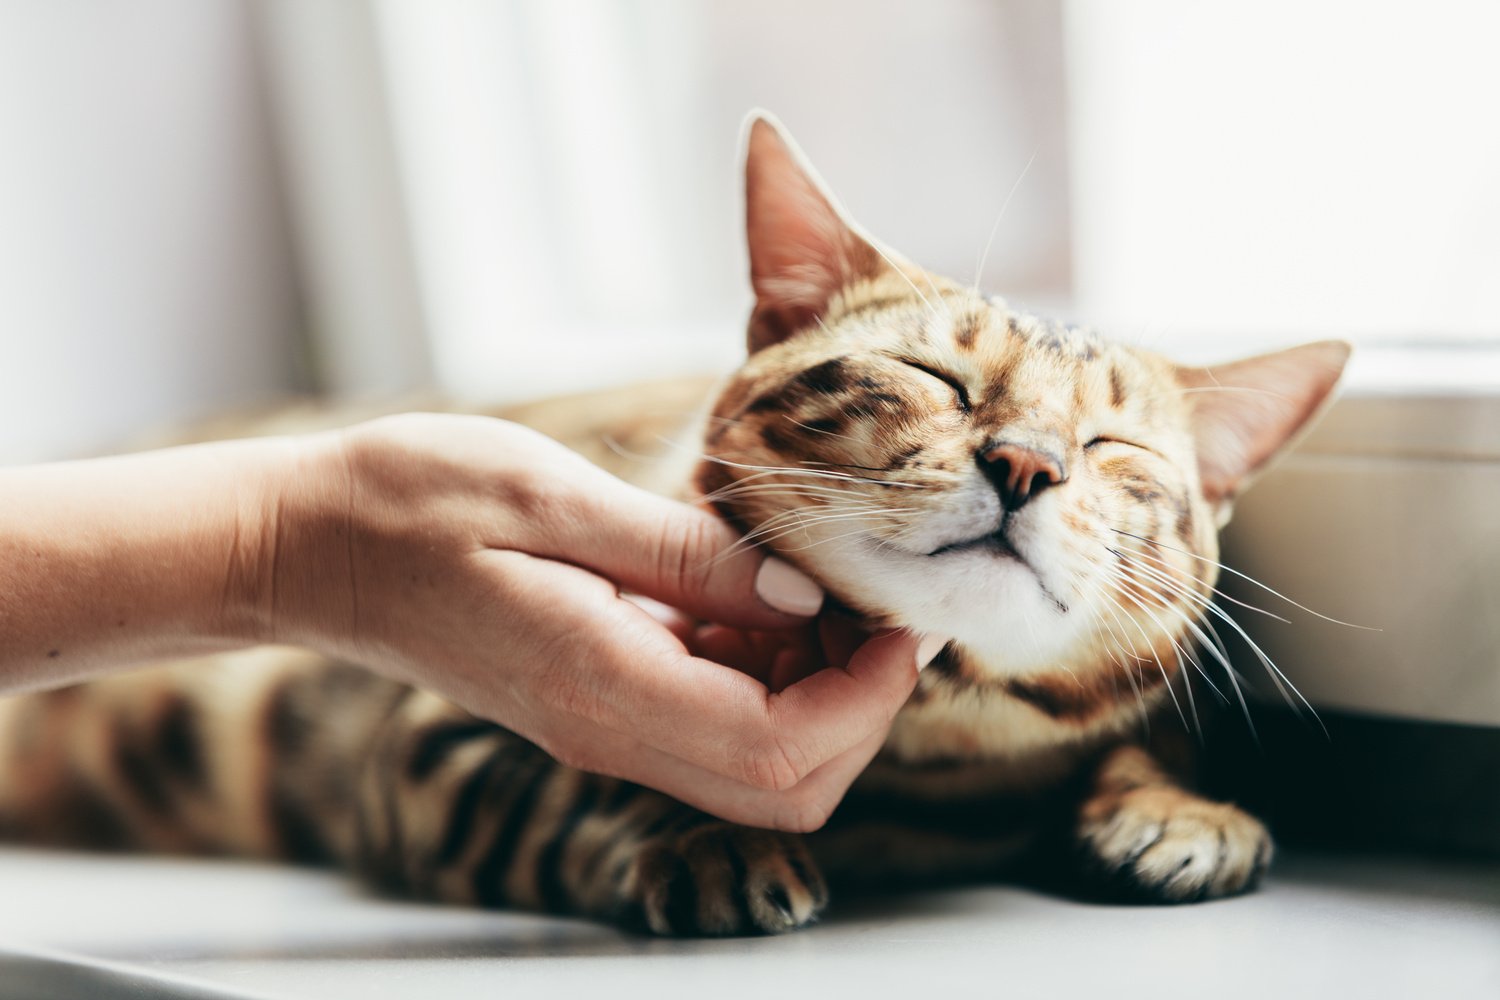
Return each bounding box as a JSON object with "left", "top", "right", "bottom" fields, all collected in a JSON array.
[{"left": 979, "top": 441, "right": 1068, "bottom": 511}]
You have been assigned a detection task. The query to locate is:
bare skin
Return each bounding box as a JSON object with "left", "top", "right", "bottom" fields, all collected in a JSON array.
[{"left": 0, "top": 413, "right": 942, "bottom": 831}]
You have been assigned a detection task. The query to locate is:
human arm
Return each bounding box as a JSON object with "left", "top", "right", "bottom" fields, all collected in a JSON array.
[{"left": 0, "top": 414, "right": 940, "bottom": 829}]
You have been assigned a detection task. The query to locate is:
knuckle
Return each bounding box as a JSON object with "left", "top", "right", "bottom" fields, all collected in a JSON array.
[
  {"left": 741, "top": 736, "right": 809, "bottom": 793},
  {"left": 654, "top": 515, "right": 719, "bottom": 597},
  {"left": 497, "top": 466, "right": 566, "bottom": 524},
  {"left": 536, "top": 655, "right": 606, "bottom": 725}
]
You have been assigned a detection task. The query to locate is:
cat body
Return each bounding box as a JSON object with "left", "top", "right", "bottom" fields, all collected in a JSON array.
[{"left": 0, "top": 116, "right": 1348, "bottom": 934}]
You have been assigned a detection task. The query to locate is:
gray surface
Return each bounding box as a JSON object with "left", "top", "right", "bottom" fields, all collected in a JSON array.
[
  {"left": 0, "top": 948, "right": 266, "bottom": 1000},
  {"left": 0, "top": 847, "right": 1495, "bottom": 999}
]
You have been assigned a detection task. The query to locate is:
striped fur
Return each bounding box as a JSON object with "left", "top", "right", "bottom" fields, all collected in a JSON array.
[{"left": 0, "top": 117, "right": 1348, "bottom": 934}]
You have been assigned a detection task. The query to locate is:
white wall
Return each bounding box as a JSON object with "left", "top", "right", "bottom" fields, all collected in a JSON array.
[
  {"left": 0, "top": 0, "right": 303, "bottom": 464},
  {"left": 1067, "top": 0, "right": 1500, "bottom": 359},
  {"left": 295, "top": 0, "right": 1073, "bottom": 403}
]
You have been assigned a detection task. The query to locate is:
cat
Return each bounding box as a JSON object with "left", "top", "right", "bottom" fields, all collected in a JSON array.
[{"left": 0, "top": 114, "right": 1348, "bottom": 935}]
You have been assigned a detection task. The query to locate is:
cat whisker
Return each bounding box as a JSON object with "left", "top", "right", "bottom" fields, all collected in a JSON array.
[
  {"left": 971, "top": 149, "right": 1037, "bottom": 293},
  {"left": 1134, "top": 566, "right": 1238, "bottom": 689},
  {"left": 1110, "top": 548, "right": 1324, "bottom": 738},
  {"left": 701, "top": 470, "right": 858, "bottom": 492},
  {"left": 702, "top": 479, "right": 872, "bottom": 504},
  {"left": 915, "top": 268, "right": 960, "bottom": 330},
  {"left": 1104, "top": 567, "right": 1260, "bottom": 744},
  {"left": 789, "top": 417, "right": 869, "bottom": 446},
  {"left": 1087, "top": 602, "right": 1155, "bottom": 667},
  {"left": 750, "top": 507, "right": 911, "bottom": 537},
  {"left": 1085, "top": 606, "right": 1146, "bottom": 709},
  {"left": 600, "top": 433, "right": 667, "bottom": 464},
  {"left": 1015, "top": 598, "right": 1052, "bottom": 676},
  {"left": 1087, "top": 595, "right": 1155, "bottom": 683},
  {"left": 1111, "top": 528, "right": 1378, "bottom": 631},
  {"left": 701, "top": 489, "right": 851, "bottom": 513},
  {"left": 606, "top": 434, "right": 921, "bottom": 512},
  {"left": 707, "top": 491, "right": 875, "bottom": 513},
  {"left": 708, "top": 505, "right": 913, "bottom": 566},
  {"left": 795, "top": 459, "right": 936, "bottom": 486},
  {"left": 1098, "top": 562, "right": 1227, "bottom": 705},
  {"left": 773, "top": 522, "right": 902, "bottom": 556},
  {"left": 1107, "top": 551, "right": 1255, "bottom": 687},
  {"left": 678, "top": 446, "right": 927, "bottom": 489},
  {"left": 1179, "top": 386, "right": 1293, "bottom": 401},
  {"left": 1116, "top": 542, "right": 1292, "bottom": 625},
  {"left": 1093, "top": 580, "right": 1190, "bottom": 732},
  {"left": 865, "top": 240, "right": 946, "bottom": 328},
  {"left": 1116, "top": 581, "right": 1206, "bottom": 731},
  {"left": 1113, "top": 546, "right": 1321, "bottom": 726},
  {"left": 734, "top": 505, "right": 903, "bottom": 543},
  {"left": 1175, "top": 644, "right": 1203, "bottom": 740}
]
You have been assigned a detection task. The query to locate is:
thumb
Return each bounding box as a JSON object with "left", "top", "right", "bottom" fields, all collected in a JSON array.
[{"left": 527, "top": 472, "right": 825, "bottom": 628}]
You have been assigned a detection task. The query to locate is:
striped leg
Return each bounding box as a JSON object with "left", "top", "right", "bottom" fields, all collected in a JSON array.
[{"left": 353, "top": 692, "right": 828, "bottom": 935}]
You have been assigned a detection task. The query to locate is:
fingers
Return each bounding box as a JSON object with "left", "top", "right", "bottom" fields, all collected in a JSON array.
[
  {"left": 484, "top": 551, "right": 936, "bottom": 818},
  {"left": 619, "top": 594, "right": 697, "bottom": 643},
  {"left": 629, "top": 727, "right": 892, "bottom": 832},
  {"left": 753, "top": 629, "right": 927, "bottom": 775},
  {"left": 769, "top": 646, "right": 820, "bottom": 695},
  {"left": 604, "top": 630, "right": 921, "bottom": 793},
  {"left": 685, "top": 623, "right": 817, "bottom": 686},
  {"left": 541, "top": 707, "right": 892, "bottom": 832},
  {"left": 816, "top": 607, "right": 869, "bottom": 670},
  {"left": 577, "top": 586, "right": 929, "bottom": 792},
  {"left": 512, "top": 462, "right": 825, "bottom": 628}
]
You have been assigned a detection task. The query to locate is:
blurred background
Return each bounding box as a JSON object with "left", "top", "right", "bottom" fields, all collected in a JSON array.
[
  {"left": 3, "top": 0, "right": 1496, "bottom": 464},
  {"left": 0, "top": 1, "right": 1496, "bottom": 848}
]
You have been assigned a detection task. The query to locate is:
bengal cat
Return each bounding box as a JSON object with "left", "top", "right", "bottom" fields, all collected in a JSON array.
[{"left": 0, "top": 115, "right": 1349, "bottom": 935}]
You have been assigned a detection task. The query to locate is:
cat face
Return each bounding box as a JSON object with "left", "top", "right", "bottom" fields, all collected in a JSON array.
[
  {"left": 698, "top": 116, "right": 1349, "bottom": 680},
  {"left": 706, "top": 286, "right": 1213, "bottom": 672}
]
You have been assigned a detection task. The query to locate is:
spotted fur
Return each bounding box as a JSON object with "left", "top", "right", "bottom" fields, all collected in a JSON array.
[{"left": 0, "top": 115, "right": 1348, "bottom": 934}]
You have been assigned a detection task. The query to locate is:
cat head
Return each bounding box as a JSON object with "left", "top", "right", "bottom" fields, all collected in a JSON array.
[{"left": 698, "top": 114, "right": 1349, "bottom": 678}]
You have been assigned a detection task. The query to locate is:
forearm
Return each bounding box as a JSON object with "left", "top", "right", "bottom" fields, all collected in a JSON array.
[
  {"left": 0, "top": 410, "right": 923, "bottom": 830},
  {"left": 0, "top": 437, "right": 324, "bottom": 692}
]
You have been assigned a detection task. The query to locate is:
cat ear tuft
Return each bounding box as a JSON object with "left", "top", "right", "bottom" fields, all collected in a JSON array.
[
  {"left": 1177, "top": 340, "right": 1351, "bottom": 523},
  {"left": 743, "top": 112, "right": 882, "bottom": 353}
]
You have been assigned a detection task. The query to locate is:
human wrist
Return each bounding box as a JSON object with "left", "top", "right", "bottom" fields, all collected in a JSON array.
[
  {"left": 0, "top": 436, "right": 333, "bottom": 687},
  {"left": 229, "top": 430, "right": 357, "bottom": 654}
]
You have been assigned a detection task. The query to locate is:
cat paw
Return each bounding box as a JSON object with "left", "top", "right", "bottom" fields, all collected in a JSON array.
[
  {"left": 620, "top": 824, "right": 828, "bottom": 936},
  {"left": 1077, "top": 786, "right": 1272, "bottom": 902}
]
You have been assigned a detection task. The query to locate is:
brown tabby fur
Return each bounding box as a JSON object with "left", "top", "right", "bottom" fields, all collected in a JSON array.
[{"left": 0, "top": 116, "right": 1349, "bottom": 934}]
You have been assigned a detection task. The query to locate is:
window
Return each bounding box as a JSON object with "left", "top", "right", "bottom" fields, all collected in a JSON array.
[
  {"left": 1066, "top": 1, "right": 1500, "bottom": 389},
  {"left": 268, "top": 1, "right": 1497, "bottom": 401}
]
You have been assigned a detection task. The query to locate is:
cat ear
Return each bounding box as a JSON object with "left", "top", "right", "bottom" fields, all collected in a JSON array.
[
  {"left": 1177, "top": 340, "right": 1351, "bottom": 524},
  {"left": 743, "top": 112, "right": 884, "bottom": 353}
]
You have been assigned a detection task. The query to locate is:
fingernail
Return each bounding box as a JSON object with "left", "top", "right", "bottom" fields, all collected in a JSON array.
[
  {"left": 755, "top": 557, "right": 824, "bottom": 617},
  {"left": 915, "top": 633, "right": 951, "bottom": 670}
]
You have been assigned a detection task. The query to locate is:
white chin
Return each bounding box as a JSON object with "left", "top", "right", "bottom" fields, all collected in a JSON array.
[{"left": 822, "top": 541, "right": 1087, "bottom": 676}]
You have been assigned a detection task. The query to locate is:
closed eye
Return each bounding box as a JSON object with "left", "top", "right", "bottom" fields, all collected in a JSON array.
[
  {"left": 899, "top": 359, "right": 972, "bottom": 412},
  {"left": 1086, "top": 435, "right": 1156, "bottom": 455}
]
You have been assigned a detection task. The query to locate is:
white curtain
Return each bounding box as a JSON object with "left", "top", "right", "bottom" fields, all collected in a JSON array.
[
  {"left": 262, "top": 0, "right": 1499, "bottom": 403},
  {"left": 260, "top": 0, "right": 1071, "bottom": 401}
]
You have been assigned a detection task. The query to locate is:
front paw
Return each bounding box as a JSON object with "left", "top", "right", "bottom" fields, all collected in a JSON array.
[
  {"left": 1077, "top": 786, "right": 1272, "bottom": 902},
  {"left": 620, "top": 823, "right": 828, "bottom": 936}
]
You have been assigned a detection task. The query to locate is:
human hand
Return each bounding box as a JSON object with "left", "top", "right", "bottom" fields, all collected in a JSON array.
[{"left": 266, "top": 413, "right": 944, "bottom": 831}]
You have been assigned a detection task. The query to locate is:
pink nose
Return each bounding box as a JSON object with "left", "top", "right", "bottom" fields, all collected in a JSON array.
[{"left": 979, "top": 442, "right": 1067, "bottom": 511}]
